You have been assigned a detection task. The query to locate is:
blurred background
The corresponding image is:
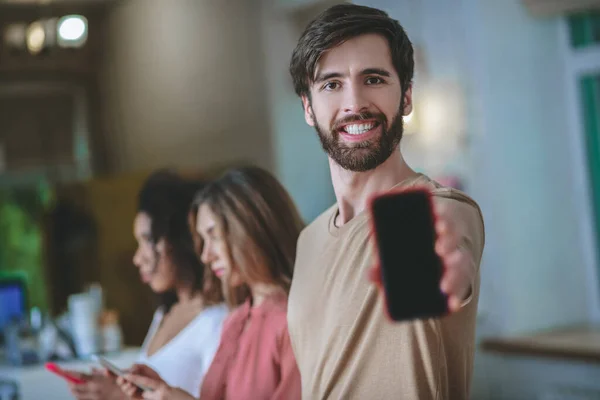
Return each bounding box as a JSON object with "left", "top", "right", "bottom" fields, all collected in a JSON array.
[{"left": 0, "top": 0, "right": 599, "bottom": 399}]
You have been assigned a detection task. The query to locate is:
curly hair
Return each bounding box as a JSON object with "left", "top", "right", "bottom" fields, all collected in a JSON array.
[{"left": 138, "top": 169, "right": 223, "bottom": 311}]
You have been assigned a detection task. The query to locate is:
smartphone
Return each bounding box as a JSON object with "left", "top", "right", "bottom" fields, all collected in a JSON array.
[
  {"left": 368, "top": 188, "right": 448, "bottom": 321},
  {"left": 92, "top": 355, "right": 154, "bottom": 392},
  {"left": 45, "top": 362, "right": 88, "bottom": 385}
]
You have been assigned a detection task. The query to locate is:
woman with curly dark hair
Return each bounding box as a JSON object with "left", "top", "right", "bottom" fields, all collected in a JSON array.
[{"left": 69, "top": 170, "right": 227, "bottom": 400}]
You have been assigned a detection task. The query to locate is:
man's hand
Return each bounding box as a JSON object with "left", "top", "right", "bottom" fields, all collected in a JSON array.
[
  {"left": 433, "top": 201, "right": 472, "bottom": 312},
  {"left": 368, "top": 198, "right": 474, "bottom": 313}
]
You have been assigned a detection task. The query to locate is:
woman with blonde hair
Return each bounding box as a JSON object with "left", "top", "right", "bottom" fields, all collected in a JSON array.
[{"left": 119, "top": 166, "right": 303, "bottom": 400}]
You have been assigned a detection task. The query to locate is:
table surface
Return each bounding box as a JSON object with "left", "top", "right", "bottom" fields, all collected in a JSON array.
[
  {"left": 0, "top": 347, "right": 141, "bottom": 400},
  {"left": 480, "top": 325, "right": 600, "bottom": 364}
]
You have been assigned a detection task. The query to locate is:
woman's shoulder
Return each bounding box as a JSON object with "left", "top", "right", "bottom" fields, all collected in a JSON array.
[
  {"left": 167, "top": 304, "right": 228, "bottom": 352},
  {"left": 153, "top": 306, "right": 166, "bottom": 320},
  {"left": 147, "top": 307, "right": 167, "bottom": 335},
  {"left": 264, "top": 297, "right": 288, "bottom": 319},
  {"left": 200, "top": 303, "right": 229, "bottom": 320},
  {"left": 223, "top": 301, "right": 249, "bottom": 325},
  {"left": 188, "top": 303, "right": 229, "bottom": 333},
  {"left": 255, "top": 295, "right": 289, "bottom": 336}
]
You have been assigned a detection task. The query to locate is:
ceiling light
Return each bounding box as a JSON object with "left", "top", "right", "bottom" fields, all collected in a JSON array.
[
  {"left": 26, "top": 21, "right": 46, "bottom": 55},
  {"left": 3, "top": 23, "right": 26, "bottom": 50},
  {"left": 57, "top": 15, "right": 88, "bottom": 48}
]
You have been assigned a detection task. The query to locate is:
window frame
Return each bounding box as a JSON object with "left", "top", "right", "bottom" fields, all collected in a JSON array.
[{"left": 559, "top": 14, "right": 600, "bottom": 323}]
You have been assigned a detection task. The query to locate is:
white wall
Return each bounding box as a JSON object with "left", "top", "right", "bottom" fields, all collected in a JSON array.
[
  {"left": 259, "top": 0, "right": 337, "bottom": 222},
  {"left": 101, "top": 0, "right": 273, "bottom": 174},
  {"left": 462, "top": 0, "right": 591, "bottom": 333},
  {"left": 561, "top": 18, "right": 600, "bottom": 325}
]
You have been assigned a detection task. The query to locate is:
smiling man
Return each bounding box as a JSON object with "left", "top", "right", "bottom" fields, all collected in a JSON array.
[{"left": 287, "top": 4, "right": 485, "bottom": 399}]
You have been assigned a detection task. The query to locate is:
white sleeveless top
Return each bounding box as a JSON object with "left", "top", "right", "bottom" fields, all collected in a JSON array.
[{"left": 137, "top": 303, "right": 228, "bottom": 397}]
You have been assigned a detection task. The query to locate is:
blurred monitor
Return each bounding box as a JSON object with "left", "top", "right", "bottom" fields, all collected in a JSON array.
[{"left": 0, "top": 276, "right": 27, "bottom": 338}]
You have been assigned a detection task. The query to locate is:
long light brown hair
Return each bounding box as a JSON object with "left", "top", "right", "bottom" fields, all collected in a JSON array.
[
  {"left": 193, "top": 166, "right": 305, "bottom": 308},
  {"left": 187, "top": 206, "right": 224, "bottom": 306}
]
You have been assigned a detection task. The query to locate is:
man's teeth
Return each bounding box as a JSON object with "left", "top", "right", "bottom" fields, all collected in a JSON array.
[{"left": 344, "top": 123, "right": 375, "bottom": 135}]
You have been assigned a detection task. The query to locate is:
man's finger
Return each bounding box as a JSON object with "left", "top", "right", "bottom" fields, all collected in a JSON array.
[
  {"left": 441, "top": 254, "right": 470, "bottom": 314},
  {"left": 367, "top": 264, "right": 382, "bottom": 286},
  {"left": 433, "top": 200, "right": 450, "bottom": 218},
  {"left": 435, "top": 232, "right": 459, "bottom": 256},
  {"left": 440, "top": 250, "right": 468, "bottom": 293},
  {"left": 447, "top": 295, "right": 463, "bottom": 312},
  {"left": 434, "top": 205, "right": 457, "bottom": 236}
]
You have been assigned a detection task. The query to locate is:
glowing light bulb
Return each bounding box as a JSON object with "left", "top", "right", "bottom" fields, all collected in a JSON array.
[
  {"left": 57, "top": 15, "right": 88, "bottom": 47},
  {"left": 26, "top": 21, "right": 45, "bottom": 55}
]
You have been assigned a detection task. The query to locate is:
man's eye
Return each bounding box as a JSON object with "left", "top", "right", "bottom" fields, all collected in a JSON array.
[
  {"left": 323, "top": 82, "right": 340, "bottom": 91},
  {"left": 366, "top": 77, "right": 384, "bottom": 85}
]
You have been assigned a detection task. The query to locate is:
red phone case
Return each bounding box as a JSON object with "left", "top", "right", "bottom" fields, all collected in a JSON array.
[
  {"left": 45, "top": 362, "right": 87, "bottom": 385},
  {"left": 367, "top": 186, "right": 446, "bottom": 321}
]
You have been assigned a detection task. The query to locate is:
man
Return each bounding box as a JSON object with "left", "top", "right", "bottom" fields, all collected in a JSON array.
[{"left": 287, "top": 4, "right": 485, "bottom": 399}]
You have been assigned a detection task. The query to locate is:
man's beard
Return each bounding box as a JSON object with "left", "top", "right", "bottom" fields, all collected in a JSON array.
[{"left": 312, "top": 104, "right": 404, "bottom": 172}]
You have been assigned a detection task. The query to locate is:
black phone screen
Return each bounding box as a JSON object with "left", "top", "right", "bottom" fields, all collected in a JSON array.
[{"left": 370, "top": 189, "right": 448, "bottom": 321}]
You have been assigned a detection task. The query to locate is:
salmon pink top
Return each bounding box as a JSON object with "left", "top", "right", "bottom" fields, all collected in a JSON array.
[{"left": 199, "top": 294, "right": 301, "bottom": 400}]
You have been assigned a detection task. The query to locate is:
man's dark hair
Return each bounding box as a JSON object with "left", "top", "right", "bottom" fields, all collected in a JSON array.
[
  {"left": 289, "top": 3, "right": 414, "bottom": 99},
  {"left": 137, "top": 169, "right": 214, "bottom": 311}
]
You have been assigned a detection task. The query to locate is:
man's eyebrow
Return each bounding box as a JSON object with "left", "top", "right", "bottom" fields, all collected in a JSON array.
[
  {"left": 314, "top": 68, "right": 391, "bottom": 84},
  {"left": 314, "top": 71, "right": 343, "bottom": 83},
  {"left": 361, "top": 68, "right": 391, "bottom": 77}
]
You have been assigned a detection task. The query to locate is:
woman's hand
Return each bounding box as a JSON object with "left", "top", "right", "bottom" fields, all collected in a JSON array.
[
  {"left": 116, "top": 364, "right": 164, "bottom": 399},
  {"left": 116, "top": 364, "right": 194, "bottom": 400},
  {"left": 68, "top": 368, "right": 124, "bottom": 400}
]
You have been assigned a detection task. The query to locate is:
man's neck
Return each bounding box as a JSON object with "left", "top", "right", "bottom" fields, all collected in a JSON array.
[{"left": 330, "top": 148, "right": 417, "bottom": 226}]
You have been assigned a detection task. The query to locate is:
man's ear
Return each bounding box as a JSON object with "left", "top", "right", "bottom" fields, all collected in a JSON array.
[
  {"left": 302, "top": 95, "right": 315, "bottom": 127},
  {"left": 402, "top": 84, "right": 413, "bottom": 116}
]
